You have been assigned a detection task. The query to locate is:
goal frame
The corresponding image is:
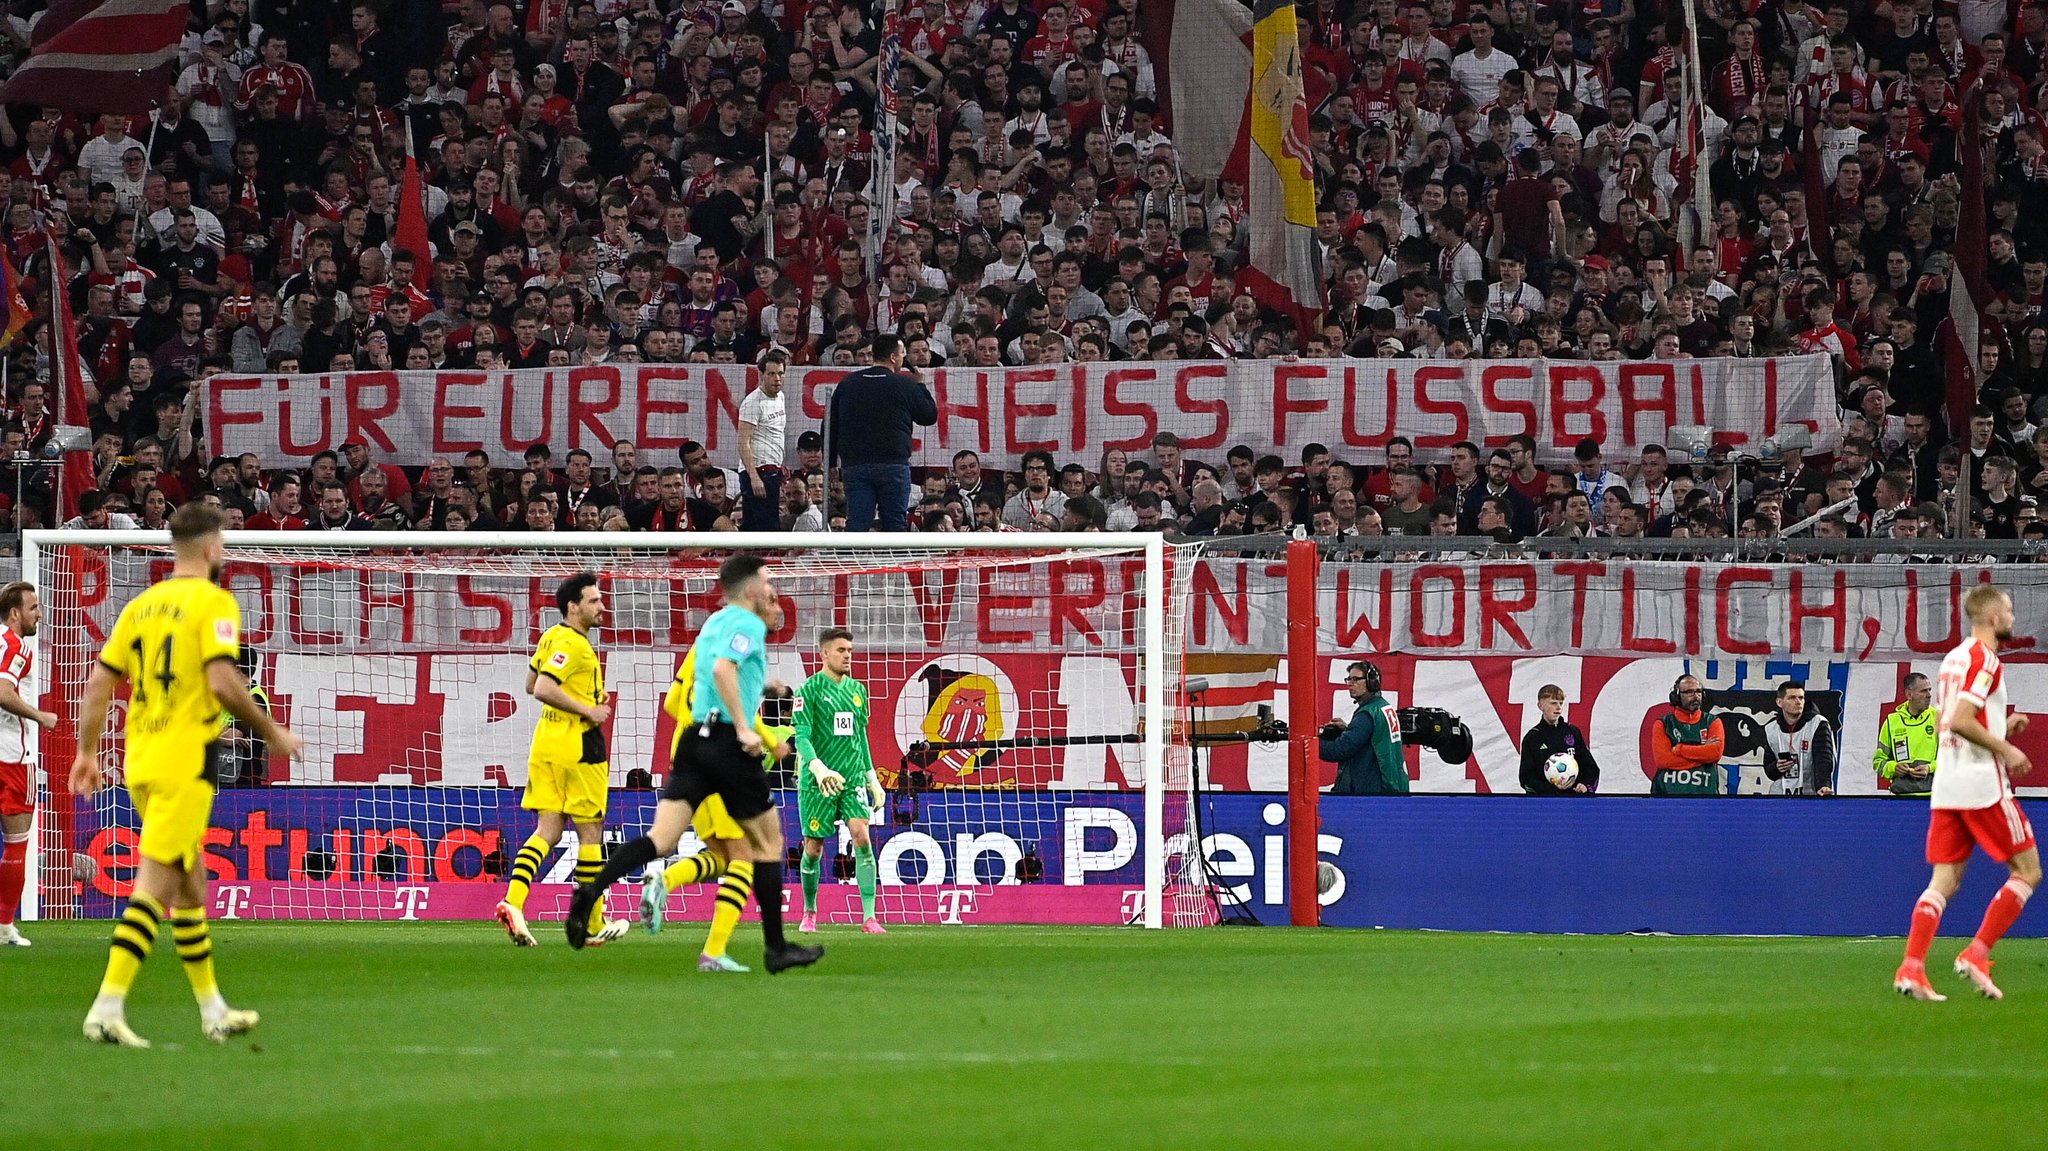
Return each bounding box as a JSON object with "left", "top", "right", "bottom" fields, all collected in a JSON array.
[{"left": 22, "top": 529, "right": 1177, "bottom": 928}]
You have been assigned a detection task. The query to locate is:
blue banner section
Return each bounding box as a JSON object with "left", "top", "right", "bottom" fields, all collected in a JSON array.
[
  {"left": 73, "top": 787, "right": 2040, "bottom": 935},
  {"left": 1302, "top": 796, "right": 2046, "bottom": 937}
]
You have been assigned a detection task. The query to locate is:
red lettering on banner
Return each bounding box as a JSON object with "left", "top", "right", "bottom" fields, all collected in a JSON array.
[
  {"left": 431, "top": 372, "right": 489, "bottom": 451},
  {"left": 362, "top": 829, "right": 428, "bottom": 882},
  {"left": 1480, "top": 364, "right": 1536, "bottom": 442},
  {"left": 1476, "top": 564, "right": 1535, "bottom": 649},
  {"left": 523, "top": 581, "right": 554, "bottom": 645},
  {"left": 1788, "top": 568, "right": 1847, "bottom": 654},
  {"left": 287, "top": 569, "right": 342, "bottom": 646},
  {"left": 1114, "top": 557, "right": 1148, "bottom": 650},
  {"left": 1684, "top": 361, "right": 1708, "bottom": 433},
  {"left": 635, "top": 368, "right": 692, "bottom": 452},
  {"left": 908, "top": 567, "right": 960, "bottom": 646},
  {"left": 1332, "top": 566, "right": 1392, "bottom": 649},
  {"left": 1070, "top": 364, "right": 1088, "bottom": 453},
  {"left": 1271, "top": 363, "right": 1329, "bottom": 447},
  {"left": 1192, "top": 561, "right": 1249, "bottom": 647},
  {"left": 359, "top": 570, "right": 415, "bottom": 644},
  {"left": 1412, "top": 366, "right": 1468, "bottom": 447},
  {"left": 241, "top": 810, "right": 282, "bottom": 882},
  {"left": 1049, "top": 559, "right": 1105, "bottom": 646},
  {"left": 1714, "top": 567, "right": 1775, "bottom": 655},
  {"left": 1616, "top": 363, "right": 1677, "bottom": 447},
  {"left": 1409, "top": 565, "right": 1466, "bottom": 648},
  {"left": 568, "top": 367, "right": 623, "bottom": 450},
  {"left": 456, "top": 578, "right": 512, "bottom": 645},
  {"left": 1549, "top": 363, "right": 1608, "bottom": 446},
  {"left": 201, "top": 828, "right": 238, "bottom": 882},
  {"left": 345, "top": 371, "right": 402, "bottom": 453},
  {"left": 1552, "top": 561, "right": 1603, "bottom": 649},
  {"left": 280, "top": 377, "right": 334, "bottom": 455},
  {"left": 1905, "top": 568, "right": 1963, "bottom": 653},
  {"left": 433, "top": 829, "right": 498, "bottom": 882},
  {"left": 701, "top": 368, "right": 743, "bottom": 451},
  {"left": 1620, "top": 567, "right": 1677, "bottom": 653},
  {"left": 932, "top": 369, "right": 992, "bottom": 454},
  {"left": 1003, "top": 369, "right": 1059, "bottom": 455},
  {"left": 1173, "top": 364, "right": 1229, "bottom": 450},
  {"left": 977, "top": 567, "right": 1035, "bottom": 645},
  {"left": 1102, "top": 367, "right": 1161, "bottom": 451},
  {"left": 501, "top": 370, "right": 553, "bottom": 449},
  {"left": 1684, "top": 565, "right": 1703, "bottom": 655},
  {"left": 1340, "top": 364, "right": 1393, "bottom": 447},
  {"left": 207, "top": 375, "right": 265, "bottom": 456}
]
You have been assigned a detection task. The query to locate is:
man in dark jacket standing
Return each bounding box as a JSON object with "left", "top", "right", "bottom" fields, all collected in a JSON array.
[
  {"left": 1519, "top": 683, "right": 1599, "bottom": 794},
  {"left": 1319, "top": 661, "right": 1408, "bottom": 795},
  {"left": 828, "top": 334, "right": 938, "bottom": 532}
]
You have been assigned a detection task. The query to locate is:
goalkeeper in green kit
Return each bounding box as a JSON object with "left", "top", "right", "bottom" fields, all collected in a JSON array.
[{"left": 794, "top": 627, "right": 888, "bottom": 934}]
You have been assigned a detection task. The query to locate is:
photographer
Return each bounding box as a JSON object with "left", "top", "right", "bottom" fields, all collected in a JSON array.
[
  {"left": 1763, "top": 680, "right": 1837, "bottom": 796},
  {"left": 1319, "top": 660, "right": 1408, "bottom": 795},
  {"left": 1873, "top": 673, "right": 1937, "bottom": 797},
  {"left": 1518, "top": 684, "right": 1598, "bottom": 794}
]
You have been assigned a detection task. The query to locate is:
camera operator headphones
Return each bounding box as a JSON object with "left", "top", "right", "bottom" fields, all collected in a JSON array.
[
  {"left": 1356, "top": 660, "right": 1382, "bottom": 696},
  {"left": 1670, "top": 675, "right": 1694, "bottom": 708}
]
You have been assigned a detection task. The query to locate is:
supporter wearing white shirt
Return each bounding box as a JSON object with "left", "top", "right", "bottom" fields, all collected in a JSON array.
[
  {"left": 1451, "top": 20, "right": 1517, "bottom": 104},
  {"left": 737, "top": 352, "right": 790, "bottom": 532}
]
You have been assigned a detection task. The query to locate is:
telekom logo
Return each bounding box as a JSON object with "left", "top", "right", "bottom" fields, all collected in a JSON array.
[
  {"left": 214, "top": 885, "right": 252, "bottom": 919},
  {"left": 935, "top": 888, "right": 978, "bottom": 924},
  {"left": 393, "top": 887, "right": 430, "bottom": 920}
]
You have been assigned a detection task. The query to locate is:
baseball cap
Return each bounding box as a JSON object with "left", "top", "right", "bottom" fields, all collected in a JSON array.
[{"left": 721, "top": 0, "right": 747, "bottom": 13}]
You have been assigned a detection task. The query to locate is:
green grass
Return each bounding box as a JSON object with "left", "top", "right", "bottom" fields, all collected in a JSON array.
[{"left": 2, "top": 923, "right": 2044, "bottom": 1149}]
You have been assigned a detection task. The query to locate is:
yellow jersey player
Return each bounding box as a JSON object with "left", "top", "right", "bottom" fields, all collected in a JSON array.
[
  {"left": 495, "top": 572, "right": 631, "bottom": 947},
  {"left": 71, "top": 503, "right": 303, "bottom": 1047}
]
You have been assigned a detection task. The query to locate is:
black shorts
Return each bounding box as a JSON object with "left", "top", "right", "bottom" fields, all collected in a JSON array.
[{"left": 665, "top": 721, "right": 774, "bottom": 821}]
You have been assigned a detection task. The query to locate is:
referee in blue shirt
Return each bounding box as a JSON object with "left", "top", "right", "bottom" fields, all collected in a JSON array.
[
  {"left": 827, "top": 334, "right": 937, "bottom": 531},
  {"left": 567, "top": 555, "right": 823, "bottom": 972}
]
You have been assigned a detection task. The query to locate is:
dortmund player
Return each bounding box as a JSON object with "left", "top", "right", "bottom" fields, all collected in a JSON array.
[
  {"left": 567, "top": 554, "right": 821, "bottom": 973},
  {"left": 495, "top": 572, "right": 630, "bottom": 948},
  {"left": 71, "top": 504, "right": 303, "bottom": 1047},
  {"left": 793, "top": 627, "right": 888, "bottom": 934}
]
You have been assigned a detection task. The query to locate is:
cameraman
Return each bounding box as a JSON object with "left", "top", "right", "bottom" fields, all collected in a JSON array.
[
  {"left": 1319, "top": 660, "right": 1408, "bottom": 795},
  {"left": 1873, "top": 673, "right": 1936, "bottom": 797},
  {"left": 1518, "top": 684, "right": 1598, "bottom": 794},
  {"left": 1763, "top": 680, "right": 1837, "bottom": 796}
]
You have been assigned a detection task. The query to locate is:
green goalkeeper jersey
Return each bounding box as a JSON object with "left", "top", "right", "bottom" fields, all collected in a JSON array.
[{"left": 792, "top": 671, "right": 873, "bottom": 787}]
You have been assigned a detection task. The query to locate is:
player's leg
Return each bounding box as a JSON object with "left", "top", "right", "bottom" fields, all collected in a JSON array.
[
  {"left": 736, "top": 802, "right": 821, "bottom": 972},
  {"left": 86, "top": 776, "right": 212, "bottom": 1046},
  {"left": 568, "top": 798, "right": 695, "bottom": 948},
  {"left": 497, "top": 808, "right": 563, "bottom": 946},
  {"left": 571, "top": 818, "right": 629, "bottom": 945},
  {"left": 172, "top": 857, "right": 257, "bottom": 1042},
  {"left": 1956, "top": 804, "right": 2041, "bottom": 998},
  {"left": 848, "top": 817, "right": 883, "bottom": 932},
  {"left": 1898, "top": 807, "right": 1972, "bottom": 999},
  {"left": 0, "top": 807, "right": 31, "bottom": 947},
  {"left": 799, "top": 836, "right": 825, "bottom": 930},
  {"left": 700, "top": 836, "right": 755, "bottom": 972},
  {"left": 650, "top": 800, "right": 737, "bottom": 934}
]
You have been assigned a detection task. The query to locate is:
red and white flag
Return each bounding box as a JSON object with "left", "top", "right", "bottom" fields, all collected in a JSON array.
[{"left": 0, "top": 0, "right": 189, "bottom": 115}]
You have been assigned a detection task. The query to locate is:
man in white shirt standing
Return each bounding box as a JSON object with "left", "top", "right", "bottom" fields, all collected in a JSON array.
[
  {"left": 1452, "top": 19, "right": 1517, "bottom": 106},
  {"left": 1893, "top": 584, "right": 2042, "bottom": 1002},
  {"left": 737, "top": 350, "right": 791, "bottom": 532}
]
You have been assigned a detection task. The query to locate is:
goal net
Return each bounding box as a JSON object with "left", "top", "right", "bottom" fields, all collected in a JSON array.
[{"left": 24, "top": 530, "right": 1216, "bottom": 929}]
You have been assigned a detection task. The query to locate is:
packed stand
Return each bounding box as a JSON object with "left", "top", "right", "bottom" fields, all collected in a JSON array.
[{"left": 0, "top": 0, "right": 2027, "bottom": 544}]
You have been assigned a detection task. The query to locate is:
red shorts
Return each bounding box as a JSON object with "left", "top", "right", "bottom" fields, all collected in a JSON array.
[
  {"left": 0, "top": 760, "right": 29, "bottom": 817},
  {"left": 1927, "top": 798, "right": 2038, "bottom": 865}
]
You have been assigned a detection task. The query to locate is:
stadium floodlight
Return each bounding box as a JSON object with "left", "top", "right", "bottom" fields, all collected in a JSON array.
[
  {"left": 23, "top": 530, "right": 1217, "bottom": 929},
  {"left": 1668, "top": 425, "right": 1716, "bottom": 461}
]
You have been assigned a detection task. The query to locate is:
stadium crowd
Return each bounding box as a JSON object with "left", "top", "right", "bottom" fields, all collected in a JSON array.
[{"left": 0, "top": 0, "right": 2039, "bottom": 544}]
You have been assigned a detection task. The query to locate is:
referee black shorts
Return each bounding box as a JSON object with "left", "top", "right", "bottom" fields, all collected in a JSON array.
[{"left": 665, "top": 721, "right": 774, "bottom": 821}]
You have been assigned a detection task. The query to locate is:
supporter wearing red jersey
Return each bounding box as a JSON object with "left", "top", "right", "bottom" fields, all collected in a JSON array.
[{"left": 1895, "top": 586, "right": 2043, "bottom": 1002}]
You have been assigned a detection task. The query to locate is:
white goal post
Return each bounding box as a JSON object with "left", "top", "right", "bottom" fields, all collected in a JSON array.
[{"left": 24, "top": 530, "right": 1212, "bottom": 929}]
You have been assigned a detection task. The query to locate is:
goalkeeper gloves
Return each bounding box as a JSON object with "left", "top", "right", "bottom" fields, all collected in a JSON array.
[
  {"left": 809, "top": 758, "right": 845, "bottom": 796},
  {"left": 867, "top": 774, "right": 887, "bottom": 813}
]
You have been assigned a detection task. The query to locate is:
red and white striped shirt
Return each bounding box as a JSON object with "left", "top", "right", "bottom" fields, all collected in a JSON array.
[{"left": 1935, "top": 636, "right": 2012, "bottom": 810}]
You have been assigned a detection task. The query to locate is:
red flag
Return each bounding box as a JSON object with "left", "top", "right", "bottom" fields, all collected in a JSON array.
[
  {"left": 1942, "top": 81, "right": 1990, "bottom": 438},
  {"left": 396, "top": 154, "right": 433, "bottom": 291},
  {"left": 0, "top": 0, "right": 189, "bottom": 115},
  {"left": 45, "top": 234, "right": 98, "bottom": 521},
  {"left": 0, "top": 251, "right": 30, "bottom": 348}
]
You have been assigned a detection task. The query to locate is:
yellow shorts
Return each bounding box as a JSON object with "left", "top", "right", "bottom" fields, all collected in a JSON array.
[
  {"left": 129, "top": 774, "right": 216, "bottom": 872},
  {"left": 524, "top": 758, "right": 609, "bottom": 822},
  {"left": 691, "top": 793, "right": 744, "bottom": 841}
]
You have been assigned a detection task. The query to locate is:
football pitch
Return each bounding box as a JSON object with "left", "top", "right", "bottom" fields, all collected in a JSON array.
[{"left": 4, "top": 923, "right": 2044, "bottom": 1149}]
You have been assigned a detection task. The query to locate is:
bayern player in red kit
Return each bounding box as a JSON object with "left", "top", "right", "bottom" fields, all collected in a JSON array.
[
  {"left": 0, "top": 581, "right": 58, "bottom": 947},
  {"left": 1895, "top": 585, "right": 2043, "bottom": 1001}
]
